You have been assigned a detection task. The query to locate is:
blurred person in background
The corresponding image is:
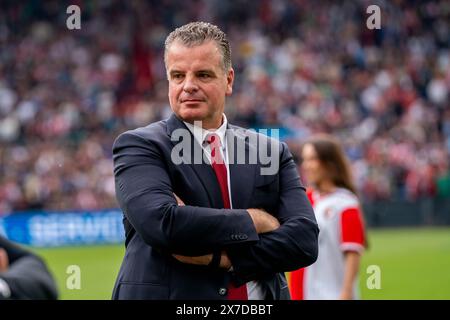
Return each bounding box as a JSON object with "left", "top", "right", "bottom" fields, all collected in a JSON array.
[
  {"left": 289, "top": 134, "right": 367, "bottom": 300},
  {"left": 0, "top": 235, "right": 58, "bottom": 299}
]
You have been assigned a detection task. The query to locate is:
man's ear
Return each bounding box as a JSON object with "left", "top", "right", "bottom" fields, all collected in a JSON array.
[{"left": 225, "top": 68, "right": 234, "bottom": 96}]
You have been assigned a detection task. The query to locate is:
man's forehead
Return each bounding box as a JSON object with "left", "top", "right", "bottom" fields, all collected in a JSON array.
[{"left": 166, "top": 40, "right": 222, "bottom": 70}]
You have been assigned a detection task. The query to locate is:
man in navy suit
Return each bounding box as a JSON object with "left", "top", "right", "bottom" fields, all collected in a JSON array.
[{"left": 111, "top": 22, "right": 319, "bottom": 300}]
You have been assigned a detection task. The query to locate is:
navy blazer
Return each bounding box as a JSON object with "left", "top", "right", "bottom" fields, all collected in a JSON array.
[{"left": 111, "top": 113, "right": 318, "bottom": 300}]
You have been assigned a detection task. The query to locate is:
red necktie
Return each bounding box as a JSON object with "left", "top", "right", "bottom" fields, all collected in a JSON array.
[{"left": 206, "top": 133, "right": 248, "bottom": 300}]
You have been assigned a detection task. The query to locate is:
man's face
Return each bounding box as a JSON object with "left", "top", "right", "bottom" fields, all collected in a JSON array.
[{"left": 166, "top": 40, "right": 234, "bottom": 129}]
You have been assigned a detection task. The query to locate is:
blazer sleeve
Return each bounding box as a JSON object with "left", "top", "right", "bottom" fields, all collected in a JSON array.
[
  {"left": 0, "top": 236, "right": 58, "bottom": 300},
  {"left": 113, "top": 131, "right": 259, "bottom": 255},
  {"left": 225, "top": 142, "right": 319, "bottom": 285}
]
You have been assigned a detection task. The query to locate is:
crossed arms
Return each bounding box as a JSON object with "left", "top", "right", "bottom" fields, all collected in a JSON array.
[
  {"left": 113, "top": 131, "right": 319, "bottom": 282},
  {"left": 172, "top": 193, "right": 279, "bottom": 269}
]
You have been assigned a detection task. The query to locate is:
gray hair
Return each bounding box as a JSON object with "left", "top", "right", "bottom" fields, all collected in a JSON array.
[{"left": 164, "top": 21, "right": 232, "bottom": 71}]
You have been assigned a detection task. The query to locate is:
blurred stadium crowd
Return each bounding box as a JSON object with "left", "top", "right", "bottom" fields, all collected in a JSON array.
[{"left": 0, "top": 0, "right": 449, "bottom": 215}]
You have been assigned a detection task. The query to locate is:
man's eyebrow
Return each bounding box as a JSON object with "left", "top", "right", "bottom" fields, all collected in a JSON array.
[
  {"left": 169, "top": 70, "right": 184, "bottom": 75},
  {"left": 196, "top": 69, "right": 217, "bottom": 76},
  {"left": 196, "top": 69, "right": 214, "bottom": 73},
  {"left": 168, "top": 69, "right": 217, "bottom": 76}
]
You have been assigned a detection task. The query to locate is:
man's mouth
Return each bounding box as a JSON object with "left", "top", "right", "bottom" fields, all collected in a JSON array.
[{"left": 182, "top": 99, "right": 204, "bottom": 103}]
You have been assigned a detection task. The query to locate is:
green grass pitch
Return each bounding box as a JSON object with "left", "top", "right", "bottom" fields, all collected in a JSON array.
[{"left": 29, "top": 227, "right": 450, "bottom": 300}]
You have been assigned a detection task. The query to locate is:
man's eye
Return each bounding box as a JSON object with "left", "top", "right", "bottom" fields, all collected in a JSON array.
[
  {"left": 199, "top": 73, "right": 210, "bottom": 78},
  {"left": 173, "top": 74, "right": 184, "bottom": 79}
]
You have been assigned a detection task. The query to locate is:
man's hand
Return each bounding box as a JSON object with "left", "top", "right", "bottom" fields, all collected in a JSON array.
[
  {"left": 172, "top": 254, "right": 212, "bottom": 266},
  {"left": 0, "top": 249, "right": 9, "bottom": 273},
  {"left": 247, "top": 208, "right": 280, "bottom": 234},
  {"left": 173, "top": 193, "right": 185, "bottom": 206},
  {"left": 172, "top": 251, "right": 232, "bottom": 269},
  {"left": 218, "top": 251, "right": 232, "bottom": 269}
]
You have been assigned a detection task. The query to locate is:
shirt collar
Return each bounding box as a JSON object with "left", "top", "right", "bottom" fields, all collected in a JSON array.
[{"left": 183, "top": 114, "right": 228, "bottom": 149}]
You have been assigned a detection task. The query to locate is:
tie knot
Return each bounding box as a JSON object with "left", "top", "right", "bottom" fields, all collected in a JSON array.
[{"left": 205, "top": 133, "right": 221, "bottom": 146}]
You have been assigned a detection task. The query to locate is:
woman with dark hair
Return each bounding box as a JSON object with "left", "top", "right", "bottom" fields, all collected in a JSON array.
[{"left": 289, "top": 134, "right": 367, "bottom": 300}]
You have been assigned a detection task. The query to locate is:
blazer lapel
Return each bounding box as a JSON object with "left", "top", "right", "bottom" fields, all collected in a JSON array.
[{"left": 166, "top": 113, "right": 225, "bottom": 208}]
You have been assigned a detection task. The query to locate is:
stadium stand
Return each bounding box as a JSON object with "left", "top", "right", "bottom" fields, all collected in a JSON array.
[{"left": 0, "top": 0, "right": 448, "bottom": 216}]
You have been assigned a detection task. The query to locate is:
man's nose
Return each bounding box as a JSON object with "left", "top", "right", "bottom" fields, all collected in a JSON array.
[{"left": 183, "top": 75, "right": 199, "bottom": 93}]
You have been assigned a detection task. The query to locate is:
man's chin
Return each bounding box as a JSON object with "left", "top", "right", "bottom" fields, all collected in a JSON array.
[
  {"left": 174, "top": 106, "right": 223, "bottom": 128},
  {"left": 177, "top": 110, "right": 207, "bottom": 124}
]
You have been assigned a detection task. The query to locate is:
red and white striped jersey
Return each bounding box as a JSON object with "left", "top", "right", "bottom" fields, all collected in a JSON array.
[{"left": 290, "top": 187, "right": 366, "bottom": 300}]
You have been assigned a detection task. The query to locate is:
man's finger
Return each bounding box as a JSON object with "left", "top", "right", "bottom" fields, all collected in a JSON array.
[
  {"left": 173, "top": 193, "right": 185, "bottom": 206},
  {"left": 172, "top": 254, "right": 212, "bottom": 265},
  {"left": 172, "top": 254, "right": 184, "bottom": 260},
  {"left": 173, "top": 254, "right": 196, "bottom": 264},
  {"left": 0, "top": 248, "right": 9, "bottom": 273}
]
